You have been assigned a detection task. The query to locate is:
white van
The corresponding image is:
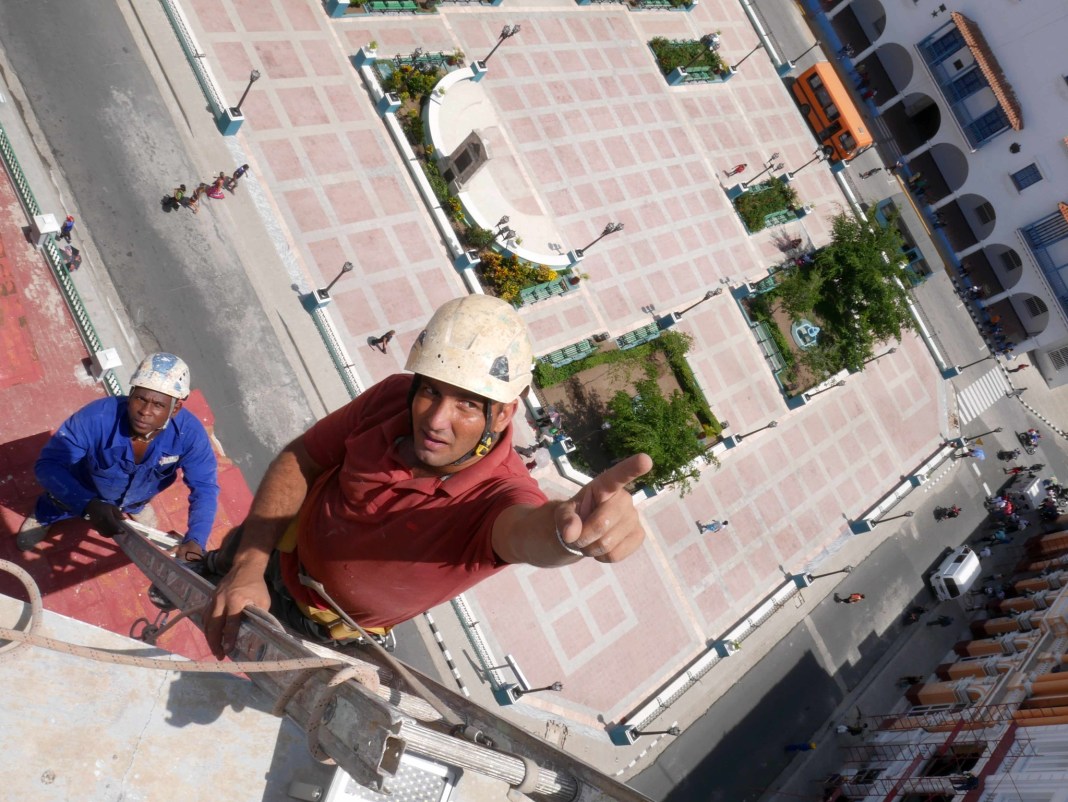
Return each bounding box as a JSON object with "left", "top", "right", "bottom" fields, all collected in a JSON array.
[{"left": 930, "top": 545, "right": 982, "bottom": 601}]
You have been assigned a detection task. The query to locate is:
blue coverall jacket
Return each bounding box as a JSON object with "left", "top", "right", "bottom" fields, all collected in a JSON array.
[{"left": 34, "top": 397, "right": 220, "bottom": 547}]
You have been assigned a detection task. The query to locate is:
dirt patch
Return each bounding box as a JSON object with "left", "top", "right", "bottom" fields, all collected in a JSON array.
[
  {"left": 767, "top": 302, "right": 821, "bottom": 395},
  {"left": 538, "top": 349, "right": 686, "bottom": 475}
]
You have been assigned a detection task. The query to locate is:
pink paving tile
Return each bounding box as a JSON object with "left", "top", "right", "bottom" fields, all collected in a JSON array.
[
  {"left": 720, "top": 560, "right": 756, "bottom": 602},
  {"left": 327, "top": 83, "right": 368, "bottom": 125},
  {"left": 277, "top": 87, "right": 330, "bottom": 127},
  {"left": 412, "top": 268, "right": 461, "bottom": 312},
  {"left": 525, "top": 149, "right": 563, "bottom": 186},
  {"left": 306, "top": 236, "right": 350, "bottom": 276},
  {"left": 213, "top": 41, "right": 258, "bottom": 84},
  {"left": 324, "top": 182, "right": 378, "bottom": 225},
  {"left": 281, "top": 1, "right": 322, "bottom": 31},
  {"left": 587, "top": 585, "right": 627, "bottom": 637},
  {"left": 695, "top": 582, "right": 730, "bottom": 627},
  {"left": 231, "top": 0, "right": 283, "bottom": 33},
  {"left": 259, "top": 138, "right": 306, "bottom": 182},
  {"left": 368, "top": 176, "right": 414, "bottom": 216},
  {"left": 394, "top": 221, "right": 435, "bottom": 264},
  {"left": 188, "top": 0, "right": 235, "bottom": 32},
  {"left": 652, "top": 499, "right": 693, "bottom": 548},
  {"left": 302, "top": 41, "right": 344, "bottom": 77},
  {"left": 562, "top": 304, "right": 592, "bottom": 331},
  {"left": 301, "top": 133, "right": 354, "bottom": 176},
  {"left": 368, "top": 275, "right": 422, "bottom": 323},
  {"left": 239, "top": 93, "right": 283, "bottom": 131},
  {"left": 526, "top": 566, "right": 571, "bottom": 616},
  {"left": 493, "top": 86, "right": 525, "bottom": 114},
  {"left": 283, "top": 187, "right": 331, "bottom": 233},
  {"left": 332, "top": 285, "right": 377, "bottom": 333},
  {"left": 703, "top": 526, "right": 739, "bottom": 565},
  {"left": 254, "top": 41, "right": 307, "bottom": 80},
  {"left": 349, "top": 227, "right": 401, "bottom": 274},
  {"left": 678, "top": 543, "right": 711, "bottom": 588},
  {"left": 348, "top": 129, "right": 390, "bottom": 169},
  {"left": 527, "top": 315, "right": 565, "bottom": 342}
]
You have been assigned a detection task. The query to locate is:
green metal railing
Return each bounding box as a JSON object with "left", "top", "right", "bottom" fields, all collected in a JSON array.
[
  {"left": 0, "top": 122, "right": 123, "bottom": 396},
  {"left": 308, "top": 305, "right": 365, "bottom": 400}
]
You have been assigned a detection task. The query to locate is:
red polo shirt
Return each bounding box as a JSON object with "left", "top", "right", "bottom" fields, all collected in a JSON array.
[{"left": 280, "top": 374, "right": 547, "bottom": 630}]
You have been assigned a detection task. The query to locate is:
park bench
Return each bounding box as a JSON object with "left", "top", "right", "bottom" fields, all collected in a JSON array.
[
  {"left": 518, "top": 278, "right": 569, "bottom": 307},
  {"left": 540, "top": 339, "right": 596, "bottom": 368},
  {"left": 615, "top": 322, "right": 660, "bottom": 351}
]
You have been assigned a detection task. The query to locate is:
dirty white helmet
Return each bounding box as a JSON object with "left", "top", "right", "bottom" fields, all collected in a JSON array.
[
  {"left": 129, "top": 353, "right": 191, "bottom": 400},
  {"left": 405, "top": 296, "right": 532, "bottom": 404}
]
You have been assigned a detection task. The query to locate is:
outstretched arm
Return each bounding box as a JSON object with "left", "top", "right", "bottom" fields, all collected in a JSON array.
[
  {"left": 203, "top": 436, "right": 325, "bottom": 658},
  {"left": 492, "top": 453, "right": 653, "bottom": 567}
]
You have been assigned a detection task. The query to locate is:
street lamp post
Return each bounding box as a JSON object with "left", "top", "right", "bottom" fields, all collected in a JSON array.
[
  {"left": 805, "top": 379, "right": 846, "bottom": 399},
  {"left": 730, "top": 42, "right": 764, "bottom": 72},
  {"left": 863, "top": 347, "right": 898, "bottom": 366},
  {"left": 789, "top": 42, "right": 821, "bottom": 64},
  {"left": 675, "top": 288, "right": 723, "bottom": 318},
  {"left": 495, "top": 215, "right": 510, "bottom": 231},
  {"left": 576, "top": 222, "right": 624, "bottom": 258},
  {"left": 874, "top": 511, "right": 914, "bottom": 526},
  {"left": 233, "top": 69, "right": 261, "bottom": 116},
  {"left": 966, "top": 427, "right": 1003, "bottom": 440},
  {"left": 316, "top": 261, "right": 354, "bottom": 301},
  {"left": 482, "top": 24, "right": 521, "bottom": 65},
  {"left": 742, "top": 161, "right": 785, "bottom": 189},
  {"left": 513, "top": 681, "right": 563, "bottom": 699},
  {"left": 632, "top": 726, "right": 681, "bottom": 738},
  {"left": 736, "top": 420, "right": 778, "bottom": 442},
  {"left": 786, "top": 146, "right": 835, "bottom": 180},
  {"left": 808, "top": 565, "right": 854, "bottom": 580}
]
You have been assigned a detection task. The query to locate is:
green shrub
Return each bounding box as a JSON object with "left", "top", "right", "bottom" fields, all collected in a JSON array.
[
  {"left": 422, "top": 160, "right": 450, "bottom": 204},
  {"left": 733, "top": 177, "right": 800, "bottom": 232},
  {"left": 464, "top": 227, "right": 496, "bottom": 250},
  {"left": 400, "top": 110, "right": 424, "bottom": 147},
  {"left": 649, "top": 37, "right": 724, "bottom": 75}
]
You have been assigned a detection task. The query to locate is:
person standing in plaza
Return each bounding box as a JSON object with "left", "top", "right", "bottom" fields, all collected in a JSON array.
[
  {"left": 370, "top": 329, "right": 396, "bottom": 353},
  {"left": 226, "top": 164, "right": 250, "bottom": 191},
  {"left": 698, "top": 519, "right": 728, "bottom": 534}
]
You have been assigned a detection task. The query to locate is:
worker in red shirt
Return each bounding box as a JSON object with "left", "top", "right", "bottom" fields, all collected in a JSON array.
[{"left": 203, "top": 296, "right": 652, "bottom": 657}]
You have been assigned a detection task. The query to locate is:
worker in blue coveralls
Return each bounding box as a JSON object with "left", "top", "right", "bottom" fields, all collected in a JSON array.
[{"left": 17, "top": 353, "right": 219, "bottom": 560}]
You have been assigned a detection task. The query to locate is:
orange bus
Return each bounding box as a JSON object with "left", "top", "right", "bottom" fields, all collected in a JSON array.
[{"left": 791, "top": 61, "right": 873, "bottom": 162}]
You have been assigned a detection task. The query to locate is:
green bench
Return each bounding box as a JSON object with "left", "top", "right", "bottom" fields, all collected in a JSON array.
[
  {"left": 615, "top": 322, "right": 659, "bottom": 351},
  {"left": 366, "top": 0, "right": 419, "bottom": 11},
  {"left": 541, "top": 339, "right": 596, "bottom": 368}
]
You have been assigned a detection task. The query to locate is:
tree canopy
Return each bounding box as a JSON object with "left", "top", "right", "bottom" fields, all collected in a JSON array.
[
  {"left": 603, "top": 378, "right": 710, "bottom": 496},
  {"left": 774, "top": 209, "right": 914, "bottom": 373}
]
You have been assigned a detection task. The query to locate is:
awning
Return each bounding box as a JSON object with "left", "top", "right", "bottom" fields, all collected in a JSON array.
[{"left": 951, "top": 12, "right": 1023, "bottom": 131}]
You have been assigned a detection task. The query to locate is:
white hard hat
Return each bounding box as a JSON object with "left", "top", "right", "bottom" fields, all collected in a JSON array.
[
  {"left": 129, "top": 352, "right": 190, "bottom": 400},
  {"left": 405, "top": 296, "right": 533, "bottom": 404}
]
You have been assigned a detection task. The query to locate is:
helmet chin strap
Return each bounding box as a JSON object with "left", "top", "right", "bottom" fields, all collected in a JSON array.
[{"left": 407, "top": 375, "right": 497, "bottom": 467}]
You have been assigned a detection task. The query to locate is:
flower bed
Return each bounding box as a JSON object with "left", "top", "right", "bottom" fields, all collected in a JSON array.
[
  {"left": 733, "top": 177, "right": 801, "bottom": 233},
  {"left": 649, "top": 37, "right": 725, "bottom": 76},
  {"left": 477, "top": 252, "right": 561, "bottom": 304}
]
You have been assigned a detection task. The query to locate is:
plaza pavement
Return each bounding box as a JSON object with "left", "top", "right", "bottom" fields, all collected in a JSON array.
[{"left": 174, "top": 0, "right": 946, "bottom": 739}]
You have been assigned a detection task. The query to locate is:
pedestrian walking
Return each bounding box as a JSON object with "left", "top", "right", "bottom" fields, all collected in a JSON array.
[
  {"left": 835, "top": 723, "right": 868, "bottom": 736},
  {"left": 1006, "top": 387, "right": 1026, "bottom": 398},
  {"left": 698, "top": 520, "right": 728, "bottom": 534},
  {"left": 725, "top": 163, "right": 747, "bottom": 177},
  {"left": 226, "top": 164, "right": 250, "bottom": 191},
  {"left": 59, "top": 215, "right": 75, "bottom": 242},
  {"left": 860, "top": 88, "right": 877, "bottom": 101},
  {"left": 859, "top": 167, "right": 883, "bottom": 178},
  {"left": 784, "top": 741, "right": 818, "bottom": 752},
  {"left": 188, "top": 184, "right": 207, "bottom": 214},
  {"left": 169, "top": 184, "right": 187, "bottom": 212},
  {"left": 836, "top": 44, "right": 855, "bottom": 59},
  {"left": 1008, "top": 364, "right": 1031, "bottom": 373},
  {"left": 207, "top": 173, "right": 226, "bottom": 200},
  {"left": 834, "top": 592, "right": 865, "bottom": 604},
  {"left": 370, "top": 329, "right": 396, "bottom": 353}
]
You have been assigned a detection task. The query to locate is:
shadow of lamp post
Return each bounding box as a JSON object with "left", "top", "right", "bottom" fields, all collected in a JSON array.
[
  {"left": 787, "top": 146, "right": 835, "bottom": 180},
  {"left": 575, "top": 222, "right": 624, "bottom": 258},
  {"left": 232, "top": 69, "right": 261, "bottom": 116},
  {"left": 730, "top": 41, "right": 764, "bottom": 72},
  {"left": 682, "top": 33, "right": 722, "bottom": 70},
  {"left": 808, "top": 564, "right": 854, "bottom": 580},
  {"left": 874, "top": 511, "right": 914, "bottom": 526},
  {"left": 482, "top": 24, "right": 521, "bottom": 65},
  {"left": 316, "top": 261, "right": 354, "bottom": 301},
  {"left": 742, "top": 159, "right": 785, "bottom": 189},
  {"left": 863, "top": 347, "right": 897, "bottom": 366}
]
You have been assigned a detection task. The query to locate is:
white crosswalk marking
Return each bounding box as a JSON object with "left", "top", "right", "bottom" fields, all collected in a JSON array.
[{"left": 955, "top": 366, "right": 1010, "bottom": 425}]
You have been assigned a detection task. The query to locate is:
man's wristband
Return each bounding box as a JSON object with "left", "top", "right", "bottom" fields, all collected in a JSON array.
[{"left": 555, "top": 527, "right": 584, "bottom": 557}]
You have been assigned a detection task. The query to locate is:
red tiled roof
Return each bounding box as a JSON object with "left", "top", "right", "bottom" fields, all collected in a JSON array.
[{"left": 952, "top": 12, "right": 1023, "bottom": 131}]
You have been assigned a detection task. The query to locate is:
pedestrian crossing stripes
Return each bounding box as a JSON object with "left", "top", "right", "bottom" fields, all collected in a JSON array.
[{"left": 955, "top": 366, "right": 1010, "bottom": 425}]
